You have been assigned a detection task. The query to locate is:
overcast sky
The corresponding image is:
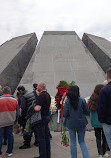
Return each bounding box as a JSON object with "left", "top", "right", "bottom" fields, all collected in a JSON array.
[{"left": 0, "top": 0, "right": 111, "bottom": 44}]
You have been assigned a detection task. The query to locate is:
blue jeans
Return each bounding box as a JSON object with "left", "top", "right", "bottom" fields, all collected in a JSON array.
[
  {"left": 35, "top": 116, "right": 51, "bottom": 158},
  {"left": 68, "top": 128, "right": 90, "bottom": 158},
  {"left": 0, "top": 125, "right": 13, "bottom": 155},
  {"left": 102, "top": 123, "right": 111, "bottom": 151}
]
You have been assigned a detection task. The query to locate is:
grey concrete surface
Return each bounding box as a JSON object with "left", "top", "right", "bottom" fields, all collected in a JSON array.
[
  {"left": 18, "top": 31, "right": 105, "bottom": 131},
  {"left": 0, "top": 33, "right": 37, "bottom": 93},
  {"left": 82, "top": 33, "right": 111, "bottom": 72},
  {"left": 18, "top": 31, "right": 106, "bottom": 131},
  {"left": 19, "top": 31, "right": 105, "bottom": 98},
  {"left": 1, "top": 131, "right": 111, "bottom": 158}
]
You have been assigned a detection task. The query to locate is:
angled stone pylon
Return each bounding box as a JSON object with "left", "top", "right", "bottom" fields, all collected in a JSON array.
[
  {"left": 0, "top": 33, "right": 37, "bottom": 93},
  {"left": 82, "top": 33, "right": 111, "bottom": 72},
  {"left": 19, "top": 31, "right": 105, "bottom": 131},
  {"left": 20, "top": 31, "right": 105, "bottom": 97}
]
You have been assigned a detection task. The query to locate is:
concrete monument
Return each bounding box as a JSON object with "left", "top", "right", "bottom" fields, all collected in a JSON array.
[
  {"left": 0, "top": 33, "right": 37, "bottom": 93},
  {"left": 82, "top": 33, "right": 111, "bottom": 72}
]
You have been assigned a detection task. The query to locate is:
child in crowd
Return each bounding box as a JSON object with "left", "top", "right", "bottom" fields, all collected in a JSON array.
[{"left": 88, "top": 84, "right": 109, "bottom": 158}]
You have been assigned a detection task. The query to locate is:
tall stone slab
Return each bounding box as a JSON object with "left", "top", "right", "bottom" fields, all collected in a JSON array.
[
  {"left": 19, "top": 31, "right": 105, "bottom": 131},
  {"left": 20, "top": 31, "right": 105, "bottom": 97},
  {"left": 0, "top": 33, "right": 37, "bottom": 93},
  {"left": 82, "top": 33, "right": 111, "bottom": 72}
]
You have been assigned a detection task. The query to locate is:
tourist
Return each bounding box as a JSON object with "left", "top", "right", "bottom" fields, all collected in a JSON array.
[
  {"left": 97, "top": 68, "right": 111, "bottom": 151},
  {"left": 63, "top": 85, "right": 90, "bottom": 158},
  {"left": 0, "top": 86, "right": 18, "bottom": 158},
  {"left": 0, "top": 85, "right": 7, "bottom": 145},
  {"left": 88, "top": 84, "right": 109, "bottom": 158},
  {"left": 34, "top": 81, "right": 51, "bottom": 158},
  {"left": 33, "top": 83, "right": 52, "bottom": 140},
  {"left": 32, "top": 83, "right": 39, "bottom": 146},
  {"left": 17, "top": 85, "right": 38, "bottom": 149}
]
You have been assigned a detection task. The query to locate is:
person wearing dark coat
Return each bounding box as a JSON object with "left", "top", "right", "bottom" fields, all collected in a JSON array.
[
  {"left": 97, "top": 68, "right": 111, "bottom": 151},
  {"left": 17, "top": 85, "right": 38, "bottom": 149},
  {"left": 34, "top": 81, "right": 51, "bottom": 158}
]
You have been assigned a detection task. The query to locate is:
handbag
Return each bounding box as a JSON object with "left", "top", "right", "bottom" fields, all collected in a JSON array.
[{"left": 30, "top": 110, "right": 41, "bottom": 127}]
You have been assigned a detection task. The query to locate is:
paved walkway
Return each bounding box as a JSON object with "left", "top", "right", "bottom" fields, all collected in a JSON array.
[{"left": 1, "top": 131, "right": 111, "bottom": 158}]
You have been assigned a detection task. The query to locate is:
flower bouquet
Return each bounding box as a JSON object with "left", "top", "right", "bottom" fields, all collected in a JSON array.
[{"left": 55, "top": 80, "right": 75, "bottom": 146}]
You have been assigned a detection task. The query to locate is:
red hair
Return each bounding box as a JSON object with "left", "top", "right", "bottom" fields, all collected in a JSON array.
[{"left": 88, "top": 84, "right": 104, "bottom": 111}]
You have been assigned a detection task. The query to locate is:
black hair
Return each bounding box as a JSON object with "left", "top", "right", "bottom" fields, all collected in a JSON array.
[
  {"left": 67, "top": 85, "right": 80, "bottom": 110},
  {"left": 17, "top": 85, "right": 25, "bottom": 91},
  {"left": 33, "top": 83, "right": 37, "bottom": 90}
]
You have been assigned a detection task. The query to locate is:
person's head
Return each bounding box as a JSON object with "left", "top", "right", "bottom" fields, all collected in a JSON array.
[
  {"left": 17, "top": 85, "right": 25, "bottom": 94},
  {"left": 93, "top": 84, "right": 104, "bottom": 95},
  {"left": 3, "top": 86, "right": 11, "bottom": 94},
  {"left": 67, "top": 85, "right": 80, "bottom": 110},
  {"left": 37, "top": 81, "right": 46, "bottom": 92},
  {"left": 88, "top": 84, "right": 104, "bottom": 110},
  {"left": 106, "top": 68, "right": 111, "bottom": 82},
  {"left": 33, "top": 83, "right": 37, "bottom": 90}
]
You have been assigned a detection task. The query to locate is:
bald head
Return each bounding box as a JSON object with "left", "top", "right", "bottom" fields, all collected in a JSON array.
[{"left": 37, "top": 81, "right": 46, "bottom": 92}]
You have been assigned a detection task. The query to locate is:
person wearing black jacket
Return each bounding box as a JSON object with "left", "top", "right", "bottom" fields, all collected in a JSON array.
[
  {"left": 34, "top": 81, "right": 51, "bottom": 158},
  {"left": 98, "top": 68, "right": 111, "bottom": 151},
  {"left": 17, "top": 86, "right": 38, "bottom": 149},
  {"left": 17, "top": 86, "right": 36, "bottom": 131}
]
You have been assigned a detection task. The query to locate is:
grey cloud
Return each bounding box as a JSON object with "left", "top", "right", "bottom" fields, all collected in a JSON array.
[{"left": 0, "top": 0, "right": 111, "bottom": 44}]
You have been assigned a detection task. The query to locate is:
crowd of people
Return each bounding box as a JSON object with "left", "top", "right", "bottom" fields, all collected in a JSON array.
[
  {"left": 63, "top": 68, "right": 111, "bottom": 158},
  {"left": 0, "top": 82, "right": 51, "bottom": 158},
  {"left": 0, "top": 68, "right": 111, "bottom": 158}
]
